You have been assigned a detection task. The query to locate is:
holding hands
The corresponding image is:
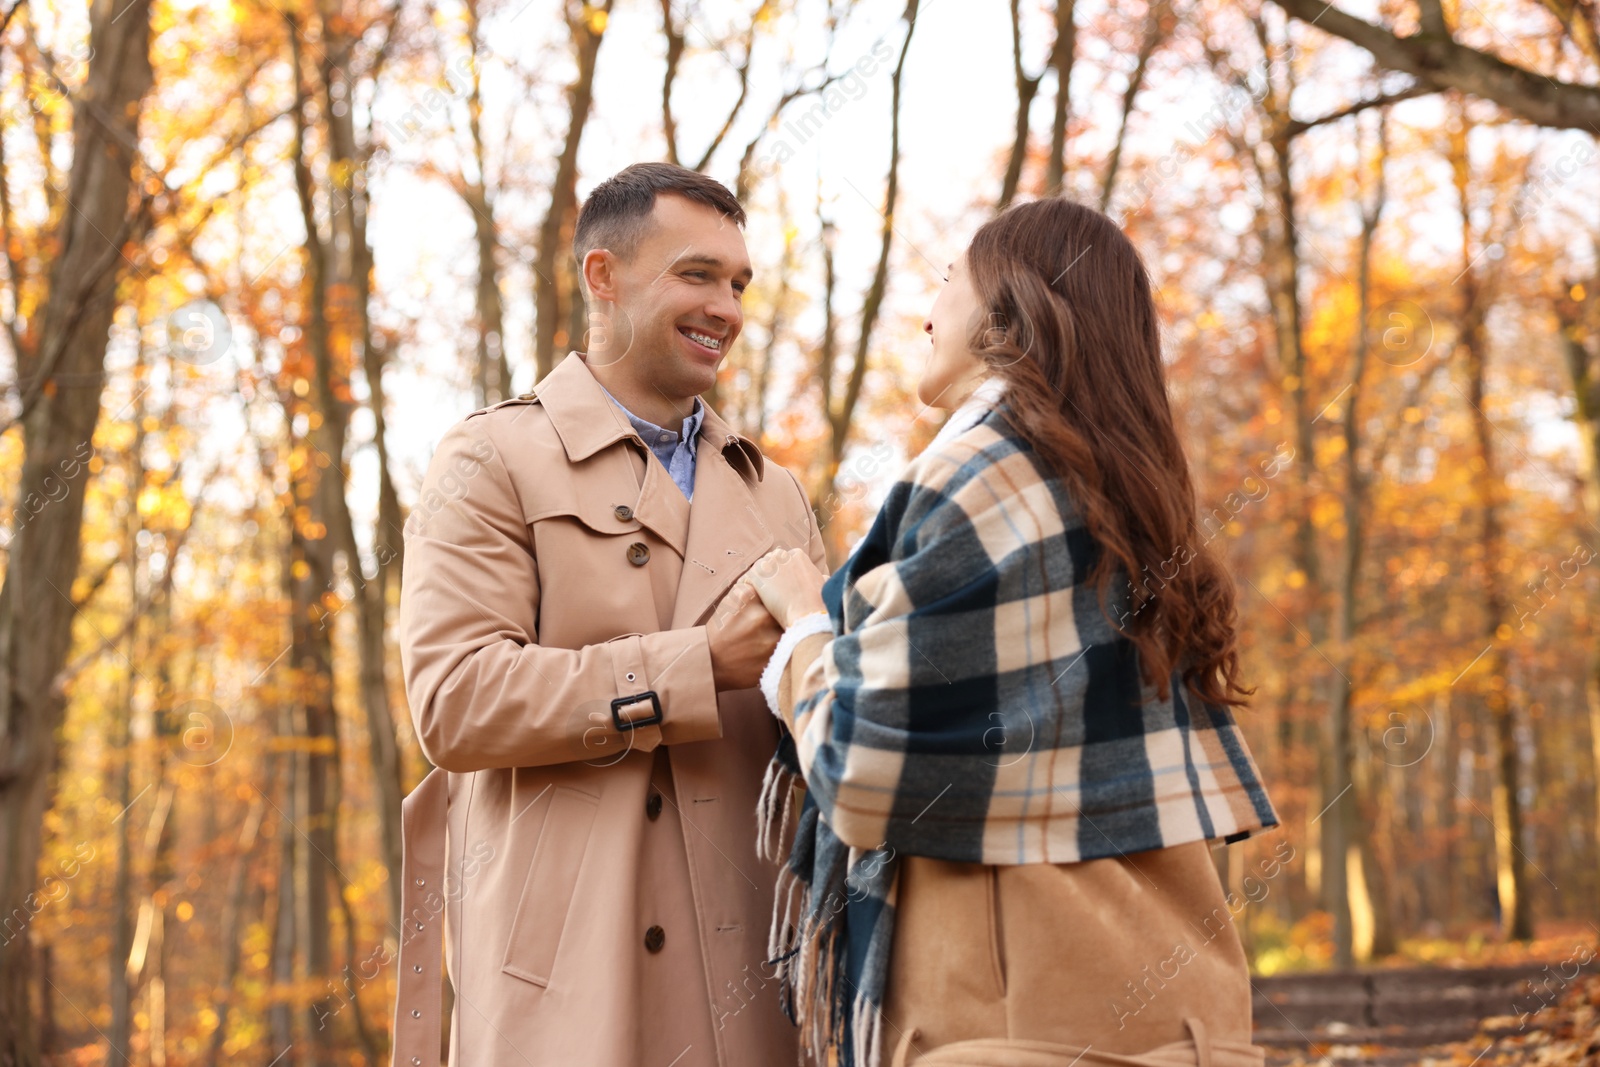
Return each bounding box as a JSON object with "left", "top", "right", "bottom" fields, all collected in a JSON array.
[
  {"left": 739, "top": 546, "right": 828, "bottom": 629},
  {"left": 705, "top": 547, "right": 828, "bottom": 692}
]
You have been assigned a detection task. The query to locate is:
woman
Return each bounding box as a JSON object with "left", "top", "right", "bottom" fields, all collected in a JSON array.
[{"left": 739, "top": 197, "right": 1281, "bottom": 1067}]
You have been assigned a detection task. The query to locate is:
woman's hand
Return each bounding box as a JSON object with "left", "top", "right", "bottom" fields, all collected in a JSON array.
[{"left": 739, "top": 547, "right": 828, "bottom": 629}]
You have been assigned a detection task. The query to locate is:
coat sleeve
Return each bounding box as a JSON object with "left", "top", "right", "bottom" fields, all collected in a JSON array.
[{"left": 398, "top": 418, "right": 721, "bottom": 773}]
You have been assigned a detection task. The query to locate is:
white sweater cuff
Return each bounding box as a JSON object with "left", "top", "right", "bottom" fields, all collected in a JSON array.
[{"left": 758, "top": 612, "right": 835, "bottom": 720}]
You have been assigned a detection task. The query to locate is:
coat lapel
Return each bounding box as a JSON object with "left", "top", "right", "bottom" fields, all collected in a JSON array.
[
  {"left": 535, "top": 351, "right": 773, "bottom": 627},
  {"left": 670, "top": 404, "right": 774, "bottom": 629},
  {"left": 628, "top": 446, "right": 691, "bottom": 559}
]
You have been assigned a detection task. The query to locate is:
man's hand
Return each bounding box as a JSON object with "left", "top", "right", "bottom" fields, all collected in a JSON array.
[
  {"left": 706, "top": 582, "right": 784, "bottom": 691},
  {"left": 742, "top": 547, "right": 828, "bottom": 629}
]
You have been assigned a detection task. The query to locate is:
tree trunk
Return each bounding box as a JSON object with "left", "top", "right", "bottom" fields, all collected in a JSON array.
[
  {"left": 534, "top": 0, "right": 616, "bottom": 381},
  {"left": 1450, "top": 110, "right": 1534, "bottom": 943},
  {"left": 749, "top": 210, "right": 795, "bottom": 440},
  {"left": 269, "top": 701, "right": 297, "bottom": 1061},
  {"left": 287, "top": 25, "right": 344, "bottom": 1063},
  {"left": 1240, "top": 13, "right": 1341, "bottom": 963},
  {"left": 0, "top": 1, "right": 154, "bottom": 1060},
  {"left": 997, "top": 0, "right": 1043, "bottom": 211},
  {"left": 816, "top": 2, "right": 920, "bottom": 565},
  {"left": 1554, "top": 254, "right": 1600, "bottom": 923},
  {"left": 659, "top": 0, "right": 685, "bottom": 166},
  {"left": 107, "top": 373, "right": 150, "bottom": 1067},
  {"left": 1098, "top": 1, "right": 1168, "bottom": 213},
  {"left": 1044, "top": 0, "right": 1075, "bottom": 196},
  {"left": 317, "top": 2, "right": 407, "bottom": 933},
  {"left": 1331, "top": 109, "right": 1395, "bottom": 960},
  {"left": 442, "top": 0, "right": 513, "bottom": 409},
  {"left": 207, "top": 760, "right": 270, "bottom": 1066}
]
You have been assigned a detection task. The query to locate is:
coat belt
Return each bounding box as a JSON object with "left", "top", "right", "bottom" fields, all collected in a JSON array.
[{"left": 391, "top": 767, "right": 449, "bottom": 1067}]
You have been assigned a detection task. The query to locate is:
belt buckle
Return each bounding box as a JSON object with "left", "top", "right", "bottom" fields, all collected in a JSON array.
[{"left": 611, "top": 690, "right": 663, "bottom": 731}]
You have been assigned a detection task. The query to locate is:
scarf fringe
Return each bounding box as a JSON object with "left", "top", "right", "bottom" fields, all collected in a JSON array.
[
  {"left": 756, "top": 755, "right": 796, "bottom": 864},
  {"left": 852, "top": 984, "right": 885, "bottom": 1067},
  {"left": 767, "top": 863, "right": 872, "bottom": 1067},
  {"left": 768, "top": 864, "right": 803, "bottom": 964},
  {"left": 758, "top": 753, "right": 888, "bottom": 1067}
]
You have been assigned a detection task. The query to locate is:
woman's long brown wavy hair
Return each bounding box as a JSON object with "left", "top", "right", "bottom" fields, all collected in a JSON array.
[{"left": 963, "top": 197, "right": 1253, "bottom": 709}]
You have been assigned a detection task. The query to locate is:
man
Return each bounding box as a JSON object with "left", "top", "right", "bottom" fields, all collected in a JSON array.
[{"left": 390, "top": 163, "right": 826, "bottom": 1067}]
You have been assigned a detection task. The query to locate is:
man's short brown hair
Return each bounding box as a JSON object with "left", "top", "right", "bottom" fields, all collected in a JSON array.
[{"left": 573, "top": 162, "right": 747, "bottom": 275}]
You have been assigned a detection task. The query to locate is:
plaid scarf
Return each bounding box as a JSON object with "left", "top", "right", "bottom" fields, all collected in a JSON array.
[{"left": 756, "top": 405, "right": 1281, "bottom": 1067}]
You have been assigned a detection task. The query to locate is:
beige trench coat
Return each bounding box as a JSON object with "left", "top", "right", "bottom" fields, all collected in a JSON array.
[
  {"left": 391, "top": 352, "right": 826, "bottom": 1067},
  {"left": 776, "top": 630, "right": 1270, "bottom": 1067}
]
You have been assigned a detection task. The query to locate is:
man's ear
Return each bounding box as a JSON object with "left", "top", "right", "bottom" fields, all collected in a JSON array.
[{"left": 581, "top": 248, "right": 620, "bottom": 304}]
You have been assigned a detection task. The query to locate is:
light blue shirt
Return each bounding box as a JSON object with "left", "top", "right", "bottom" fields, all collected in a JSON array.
[{"left": 598, "top": 385, "right": 705, "bottom": 501}]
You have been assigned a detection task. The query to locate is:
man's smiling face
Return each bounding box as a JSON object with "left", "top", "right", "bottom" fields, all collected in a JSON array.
[{"left": 599, "top": 192, "right": 753, "bottom": 404}]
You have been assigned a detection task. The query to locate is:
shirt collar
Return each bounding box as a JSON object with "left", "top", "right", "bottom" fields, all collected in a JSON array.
[
  {"left": 531, "top": 352, "right": 763, "bottom": 481},
  {"left": 597, "top": 382, "right": 705, "bottom": 447}
]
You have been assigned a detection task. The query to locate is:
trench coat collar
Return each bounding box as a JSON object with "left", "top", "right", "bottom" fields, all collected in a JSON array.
[
  {"left": 536, "top": 351, "right": 764, "bottom": 482},
  {"left": 535, "top": 352, "right": 774, "bottom": 628}
]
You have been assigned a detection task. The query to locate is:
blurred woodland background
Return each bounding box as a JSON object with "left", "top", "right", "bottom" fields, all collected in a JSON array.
[{"left": 4, "top": 0, "right": 1600, "bottom": 1063}]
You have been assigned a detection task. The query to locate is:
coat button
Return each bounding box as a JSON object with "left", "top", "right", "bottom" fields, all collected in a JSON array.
[
  {"left": 614, "top": 504, "right": 634, "bottom": 521},
  {"left": 646, "top": 791, "right": 663, "bottom": 820},
  {"left": 644, "top": 925, "right": 666, "bottom": 953},
  {"left": 627, "top": 542, "right": 650, "bottom": 566}
]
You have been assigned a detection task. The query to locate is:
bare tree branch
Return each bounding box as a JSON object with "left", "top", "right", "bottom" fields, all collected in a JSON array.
[
  {"left": 1287, "top": 83, "right": 1435, "bottom": 136},
  {"left": 1273, "top": 0, "right": 1600, "bottom": 129}
]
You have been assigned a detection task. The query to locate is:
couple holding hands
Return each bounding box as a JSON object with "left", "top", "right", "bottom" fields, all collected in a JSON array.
[{"left": 391, "top": 162, "right": 1279, "bottom": 1067}]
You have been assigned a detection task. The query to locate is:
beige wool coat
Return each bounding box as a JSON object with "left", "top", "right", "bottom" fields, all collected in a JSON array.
[{"left": 391, "top": 351, "right": 826, "bottom": 1067}]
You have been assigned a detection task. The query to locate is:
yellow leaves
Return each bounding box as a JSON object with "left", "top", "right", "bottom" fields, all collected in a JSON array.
[
  {"left": 136, "top": 482, "right": 193, "bottom": 528},
  {"left": 329, "top": 158, "right": 356, "bottom": 189},
  {"left": 269, "top": 735, "right": 338, "bottom": 754},
  {"left": 1573, "top": 283, "right": 1587, "bottom": 301},
  {"left": 1285, "top": 569, "right": 1306, "bottom": 589},
  {"left": 1311, "top": 497, "right": 1343, "bottom": 529},
  {"left": 176, "top": 900, "right": 195, "bottom": 922},
  {"left": 580, "top": 5, "right": 608, "bottom": 33},
  {"left": 1403, "top": 406, "right": 1423, "bottom": 424},
  {"left": 292, "top": 559, "right": 311, "bottom": 580},
  {"left": 1385, "top": 668, "right": 1462, "bottom": 704}
]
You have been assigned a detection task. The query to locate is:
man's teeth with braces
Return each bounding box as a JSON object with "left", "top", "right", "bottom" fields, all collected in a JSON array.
[{"left": 685, "top": 330, "right": 722, "bottom": 350}]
